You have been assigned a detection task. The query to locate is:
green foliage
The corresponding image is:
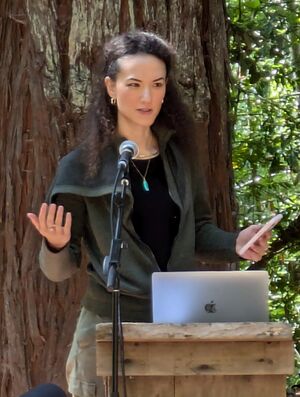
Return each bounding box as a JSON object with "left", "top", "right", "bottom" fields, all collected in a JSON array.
[{"left": 227, "top": 0, "right": 300, "bottom": 388}]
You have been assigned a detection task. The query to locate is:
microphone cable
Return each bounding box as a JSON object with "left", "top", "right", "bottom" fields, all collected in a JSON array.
[{"left": 110, "top": 166, "right": 123, "bottom": 236}]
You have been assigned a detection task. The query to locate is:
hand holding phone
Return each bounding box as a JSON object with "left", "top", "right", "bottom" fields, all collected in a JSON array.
[{"left": 238, "top": 214, "right": 282, "bottom": 256}]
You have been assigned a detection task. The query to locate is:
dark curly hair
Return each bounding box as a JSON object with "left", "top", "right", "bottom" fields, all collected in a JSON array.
[{"left": 81, "top": 31, "right": 198, "bottom": 176}]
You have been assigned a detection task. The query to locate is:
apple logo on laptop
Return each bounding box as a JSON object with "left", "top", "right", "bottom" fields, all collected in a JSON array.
[{"left": 205, "top": 301, "right": 216, "bottom": 313}]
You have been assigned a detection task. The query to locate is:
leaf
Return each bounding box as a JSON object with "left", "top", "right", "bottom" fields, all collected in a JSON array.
[{"left": 244, "top": 0, "right": 261, "bottom": 10}]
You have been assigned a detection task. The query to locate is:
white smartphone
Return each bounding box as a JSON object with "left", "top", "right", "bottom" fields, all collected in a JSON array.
[{"left": 238, "top": 214, "right": 283, "bottom": 256}]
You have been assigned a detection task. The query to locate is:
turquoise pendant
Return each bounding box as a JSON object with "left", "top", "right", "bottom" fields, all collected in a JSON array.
[{"left": 143, "top": 179, "right": 150, "bottom": 192}]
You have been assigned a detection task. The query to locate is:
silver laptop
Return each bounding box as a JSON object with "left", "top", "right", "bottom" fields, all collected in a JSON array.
[{"left": 152, "top": 271, "right": 269, "bottom": 323}]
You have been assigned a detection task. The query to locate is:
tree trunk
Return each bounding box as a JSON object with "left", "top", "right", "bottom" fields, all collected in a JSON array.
[{"left": 0, "top": 1, "right": 236, "bottom": 396}]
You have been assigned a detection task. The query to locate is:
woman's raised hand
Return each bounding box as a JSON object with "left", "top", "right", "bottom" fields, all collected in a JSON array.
[{"left": 27, "top": 203, "right": 72, "bottom": 250}]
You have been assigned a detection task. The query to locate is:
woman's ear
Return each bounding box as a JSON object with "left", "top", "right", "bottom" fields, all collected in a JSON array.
[{"left": 104, "top": 76, "right": 116, "bottom": 99}]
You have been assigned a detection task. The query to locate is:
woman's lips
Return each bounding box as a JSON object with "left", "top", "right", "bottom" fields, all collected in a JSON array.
[{"left": 137, "top": 108, "right": 153, "bottom": 114}]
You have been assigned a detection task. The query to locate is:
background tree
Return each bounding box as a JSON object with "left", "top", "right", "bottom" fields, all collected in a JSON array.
[
  {"left": 0, "top": 1, "right": 237, "bottom": 396},
  {"left": 227, "top": 0, "right": 300, "bottom": 388}
]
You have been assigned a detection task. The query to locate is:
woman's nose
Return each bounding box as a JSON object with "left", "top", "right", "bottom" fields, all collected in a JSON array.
[{"left": 141, "top": 88, "right": 151, "bottom": 102}]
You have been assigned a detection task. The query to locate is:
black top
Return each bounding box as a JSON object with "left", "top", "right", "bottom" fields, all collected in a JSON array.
[{"left": 129, "top": 155, "right": 180, "bottom": 271}]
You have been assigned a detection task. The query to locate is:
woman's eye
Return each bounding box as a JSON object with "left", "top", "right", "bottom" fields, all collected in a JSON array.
[
  {"left": 153, "top": 82, "right": 164, "bottom": 87},
  {"left": 127, "top": 83, "right": 139, "bottom": 87}
]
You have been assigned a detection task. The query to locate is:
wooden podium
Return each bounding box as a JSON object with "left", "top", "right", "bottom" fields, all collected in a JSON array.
[{"left": 96, "top": 322, "right": 294, "bottom": 397}]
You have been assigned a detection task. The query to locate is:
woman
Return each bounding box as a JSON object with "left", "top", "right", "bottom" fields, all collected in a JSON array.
[{"left": 27, "top": 31, "right": 269, "bottom": 397}]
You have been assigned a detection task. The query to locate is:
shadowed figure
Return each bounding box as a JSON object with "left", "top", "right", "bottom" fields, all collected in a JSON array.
[{"left": 20, "top": 384, "right": 67, "bottom": 397}]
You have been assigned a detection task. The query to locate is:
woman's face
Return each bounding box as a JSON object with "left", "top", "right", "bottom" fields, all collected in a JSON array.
[{"left": 105, "top": 54, "right": 167, "bottom": 129}]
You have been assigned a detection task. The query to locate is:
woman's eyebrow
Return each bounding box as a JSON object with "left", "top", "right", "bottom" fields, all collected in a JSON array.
[
  {"left": 126, "top": 77, "right": 142, "bottom": 82},
  {"left": 126, "top": 77, "right": 166, "bottom": 82}
]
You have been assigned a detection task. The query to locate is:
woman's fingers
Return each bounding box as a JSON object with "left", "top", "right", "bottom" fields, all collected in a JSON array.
[
  {"left": 246, "top": 252, "right": 261, "bottom": 262},
  {"left": 244, "top": 233, "right": 271, "bottom": 261},
  {"left": 39, "top": 203, "right": 65, "bottom": 232},
  {"left": 236, "top": 225, "right": 272, "bottom": 261},
  {"left": 28, "top": 203, "right": 72, "bottom": 249},
  {"left": 38, "top": 203, "right": 50, "bottom": 231},
  {"left": 251, "top": 242, "right": 265, "bottom": 256},
  {"left": 64, "top": 212, "right": 72, "bottom": 234},
  {"left": 27, "top": 213, "right": 40, "bottom": 231},
  {"left": 46, "top": 203, "right": 57, "bottom": 229},
  {"left": 54, "top": 205, "right": 64, "bottom": 229},
  {"left": 27, "top": 203, "right": 72, "bottom": 239},
  {"left": 254, "top": 233, "right": 271, "bottom": 254}
]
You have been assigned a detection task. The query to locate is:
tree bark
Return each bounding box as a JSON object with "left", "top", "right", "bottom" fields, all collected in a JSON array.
[{"left": 0, "top": 1, "right": 236, "bottom": 396}]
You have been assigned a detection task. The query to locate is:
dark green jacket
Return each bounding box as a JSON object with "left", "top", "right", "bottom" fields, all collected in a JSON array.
[{"left": 39, "top": 127, "right": 239, "bottom": 321}]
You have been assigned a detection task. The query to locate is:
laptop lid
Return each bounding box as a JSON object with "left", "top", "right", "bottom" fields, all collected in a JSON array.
[{"left": 152, "top": 271, "right": 269, "bottom": 323}]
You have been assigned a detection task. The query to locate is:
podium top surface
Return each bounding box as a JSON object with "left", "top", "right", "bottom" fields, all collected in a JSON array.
[{"left": 96, "top": 322, "right": 293, "bottom": 342}]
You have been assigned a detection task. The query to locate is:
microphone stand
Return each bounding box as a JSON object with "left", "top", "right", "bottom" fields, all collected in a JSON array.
[{"left": 103, "top": 169, "right": 129, "bottom": 397}]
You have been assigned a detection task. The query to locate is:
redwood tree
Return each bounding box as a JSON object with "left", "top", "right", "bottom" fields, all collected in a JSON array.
[{"left": 0, "top": 1, "right": 236, "bottom": 396}]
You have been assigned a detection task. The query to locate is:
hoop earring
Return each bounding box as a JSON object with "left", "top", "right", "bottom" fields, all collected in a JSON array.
[{"left": 110, "top": 97, "right": 116, "bottom": 105}]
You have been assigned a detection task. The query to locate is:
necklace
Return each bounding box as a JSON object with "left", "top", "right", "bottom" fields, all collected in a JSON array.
[
  {"left": 131, "top": 159, "right": 151, "bottom": 192},
  {"left": 136, "top": 150, "right": 160, "bottom": 160}
]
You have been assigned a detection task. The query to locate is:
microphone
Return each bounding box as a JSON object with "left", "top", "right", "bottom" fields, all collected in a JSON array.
[
  {"left": 118, "top": 140, "right": 139, "bottom": 170},
  {"left": 19, "top": 384, "right": 66, "bottom": 397}
]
